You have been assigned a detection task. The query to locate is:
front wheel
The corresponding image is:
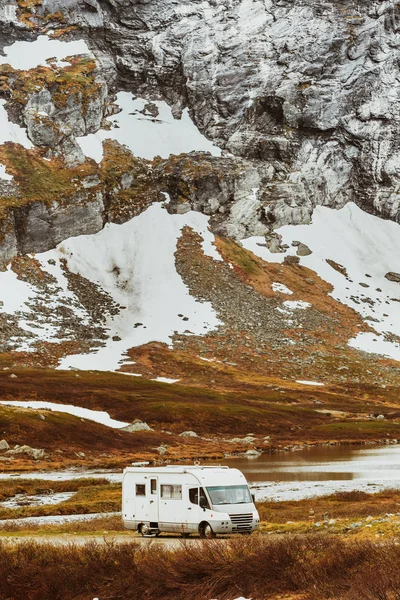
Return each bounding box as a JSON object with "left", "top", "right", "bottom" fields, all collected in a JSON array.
[
  {"left": 139, "top": 524, "right": 157, "bottom": 538},
  {"left": 199, "top": 522, "right": 215, "bottom": 539}
]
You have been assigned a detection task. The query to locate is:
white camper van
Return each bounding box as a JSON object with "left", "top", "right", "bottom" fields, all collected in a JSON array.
[{"left": 122, "top": 464, "right": 259, "bottom": 538}]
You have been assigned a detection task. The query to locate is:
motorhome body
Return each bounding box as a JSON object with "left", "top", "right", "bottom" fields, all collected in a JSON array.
[{"left": 122, "top": 465, "right": 259, "bottom": 537}]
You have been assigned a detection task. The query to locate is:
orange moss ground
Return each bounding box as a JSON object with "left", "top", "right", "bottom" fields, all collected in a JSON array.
[{"left": 0, "top": 369, "right": 400, "bottom": 471}]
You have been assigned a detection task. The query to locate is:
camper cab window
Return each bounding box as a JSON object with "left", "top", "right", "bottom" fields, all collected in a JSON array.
[
  {"left": 161, "top": 484, "right": 182, "bottom": 499},
  {"left": 189, "top": 487, "right": 210, "bottom": 509},
  {"left": 207, "top": 485, "right": 252, "bottom": 505},
  {"left": 136, "top": 484, "right": 146, "bottom": 496}
]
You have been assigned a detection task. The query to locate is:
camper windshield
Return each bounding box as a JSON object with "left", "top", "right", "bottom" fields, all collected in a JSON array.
[{"left": 206, "top": 485, "right": 252, "bottom": 505}]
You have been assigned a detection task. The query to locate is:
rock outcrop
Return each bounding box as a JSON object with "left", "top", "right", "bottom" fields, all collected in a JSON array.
[{"left": 1, "top": 0, "right": 400, "bottom": 258}]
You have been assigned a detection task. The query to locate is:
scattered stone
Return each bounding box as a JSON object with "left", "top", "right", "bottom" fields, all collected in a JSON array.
[
  {"left": 376, "top": 414, "right": 385, "bottom": 420},
  {"left": 75, "top": 452, "right": 86, "bottom": 459},
  {"left": 157, "top": 445, "right": 169, "bottom": 455},
  {"left": 229, "top": 436, "right": 256, "bottom": 444},
  {"left": 9, "top": 374, "right": 17, "bottom": 378},
  {"left": 6, "top": 445, "right": 45, "bottom": 460},
  {"left": 179, "top": 431, "right": 198, "bottom": 438},
  {"left": 385, "top": 272, "right": 400, "bottom": 283}
]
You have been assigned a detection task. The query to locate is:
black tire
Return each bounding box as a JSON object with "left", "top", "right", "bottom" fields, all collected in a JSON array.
[
  {"left": 199, "top": 522, "right": 215, "bottom": 539},
  {"left": 139, "top": 524, "right": 156, "bottom": 538}
]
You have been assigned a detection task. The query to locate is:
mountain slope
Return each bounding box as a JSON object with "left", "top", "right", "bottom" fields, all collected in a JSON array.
[{"left": 0, "top": 0, "right": 399, "bottom": 448}]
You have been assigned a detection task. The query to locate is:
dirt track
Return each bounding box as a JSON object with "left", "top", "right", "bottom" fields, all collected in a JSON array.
[{"left": 2, "top": 533, "right": 227, "bottom": 547}]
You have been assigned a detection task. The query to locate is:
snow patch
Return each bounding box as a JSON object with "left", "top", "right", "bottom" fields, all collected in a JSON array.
[
  {"left": 0, "top": 36, "right": 92, "bottom": 71},
  {"left": 283, "top": 300, "right": 311, "bottom": 310},
  {"left": 0, "top": 100, "right": 33, "bottom": 149},
  {"left": 77, "top": 91, "right": 222, "bottom": 162},
  {"left": 0, "top": 163, "right": 12, "bottom": 181},
  {"left": 154, "top": 377, "right": 180, "bottom": 384},
  {"left": 271, "top": 282, "right": 293, "bottom": 295},
  {"left": 0, "top": 401, "right": 130, "bottom": 429},
  {"left": 296, "top": 380, "right": 325, "bottom": 386},
  {"left": 0, "top": 267, "right": 33, "bottom": 313}
]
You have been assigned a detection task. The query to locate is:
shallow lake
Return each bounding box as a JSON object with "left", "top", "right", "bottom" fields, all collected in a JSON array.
[
  {"left": 213, "top": 444, "right": 400, "bottom": 500},
  {"left": 1, "top": 444, "right": 400, "bottom": 502}
]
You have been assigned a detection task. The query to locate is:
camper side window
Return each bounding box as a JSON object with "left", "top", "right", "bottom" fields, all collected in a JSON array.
[
  {"left": 161, "top": 484, "right": 182, "bottom": 499},
  {"left": 136, "top": 484, "right": 146, "bottom": 496}
]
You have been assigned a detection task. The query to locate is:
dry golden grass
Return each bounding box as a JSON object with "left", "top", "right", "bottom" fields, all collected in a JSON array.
[
  {"left": 1, "top": 535, "right": 400, "bottom": 599},
  {"left": 258, "top": 489, "right": 400, "bottom": 523}
]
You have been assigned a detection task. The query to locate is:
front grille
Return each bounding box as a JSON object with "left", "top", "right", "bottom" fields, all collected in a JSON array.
[{"left": 229, "top": 513, "right": 253, "bottom": 532}]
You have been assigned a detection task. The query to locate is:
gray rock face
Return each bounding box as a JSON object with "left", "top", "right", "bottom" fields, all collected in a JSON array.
[
  {"left": 23, "top": 76, "right": 108, "bottom": 166},
  {"left": 1, "top": 0, "right": 400, "bottom": 260},
  {"left": 13, "top": 192, "right": 105, "bottom": 256},
  {"left": 82, "top": 0, "right": 400, "bottom": 226}
]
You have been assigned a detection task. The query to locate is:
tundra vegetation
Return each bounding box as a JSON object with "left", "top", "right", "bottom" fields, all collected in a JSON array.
[{"left": 2, "top": 535, "right": 400, "bottom": 599}]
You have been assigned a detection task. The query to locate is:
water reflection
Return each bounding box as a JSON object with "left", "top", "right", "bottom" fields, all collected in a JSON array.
[{"left": 210, "top": 444, "right": 400, "bottom": 483}]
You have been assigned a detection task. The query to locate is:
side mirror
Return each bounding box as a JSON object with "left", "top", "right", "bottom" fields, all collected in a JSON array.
[{"left": 251, "top": 494, "right": 255, "bottom": 504}]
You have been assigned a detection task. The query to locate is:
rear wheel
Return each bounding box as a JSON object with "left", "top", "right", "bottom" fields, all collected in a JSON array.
[{"left": 199, "top": 522, "right": 215, "bottom": 539}]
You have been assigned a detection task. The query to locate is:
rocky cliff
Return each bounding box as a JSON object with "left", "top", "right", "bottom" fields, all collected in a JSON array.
[
  {"left": 1, "top": 0, "right": 400, "bottom": 264},
  {"left": 0, "top": 0, "right": 400, "bottom": 379}
]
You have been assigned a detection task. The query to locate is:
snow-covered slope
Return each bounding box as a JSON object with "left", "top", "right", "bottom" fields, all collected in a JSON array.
[
  {"left": 0, "top": 202, "right": 221, "bottom": 371},
  {"left": 243, "top": 203, "right": 400, "bottom": 361}
]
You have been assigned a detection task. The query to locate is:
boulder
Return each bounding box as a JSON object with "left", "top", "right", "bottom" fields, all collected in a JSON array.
[
  {"left": 121, "top": 420, "right": 153, "bottom": 432},
  {"left": 179, "top": 431, "right": 198, "bottom": 438},
  {"left": 0, "top": 439, "right": 10, "bottom": 451},
  {"left": 245, "top": 449, "right": 261, "bottom": 457},
  {"left": 296, "top": 242, "right": 312, "bottom": 256}
]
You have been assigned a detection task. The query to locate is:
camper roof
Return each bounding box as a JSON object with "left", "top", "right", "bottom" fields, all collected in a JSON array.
[
  {"left": 126, "top": 464, "right": 229, "bottom": 473},
  {"left": 123, "top": 465, "right": 247, "bottom": 486}
]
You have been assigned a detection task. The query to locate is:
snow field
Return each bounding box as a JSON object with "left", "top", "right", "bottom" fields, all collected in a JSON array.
[
  {"left": 57, "top": 203, "right": 221, "bottom": 370},
  {"left": 243, "top": 203, "right": 400, "bottom": 361},
  {"left": 0, "top": 202, "right": 222, "bottom": 371}
]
